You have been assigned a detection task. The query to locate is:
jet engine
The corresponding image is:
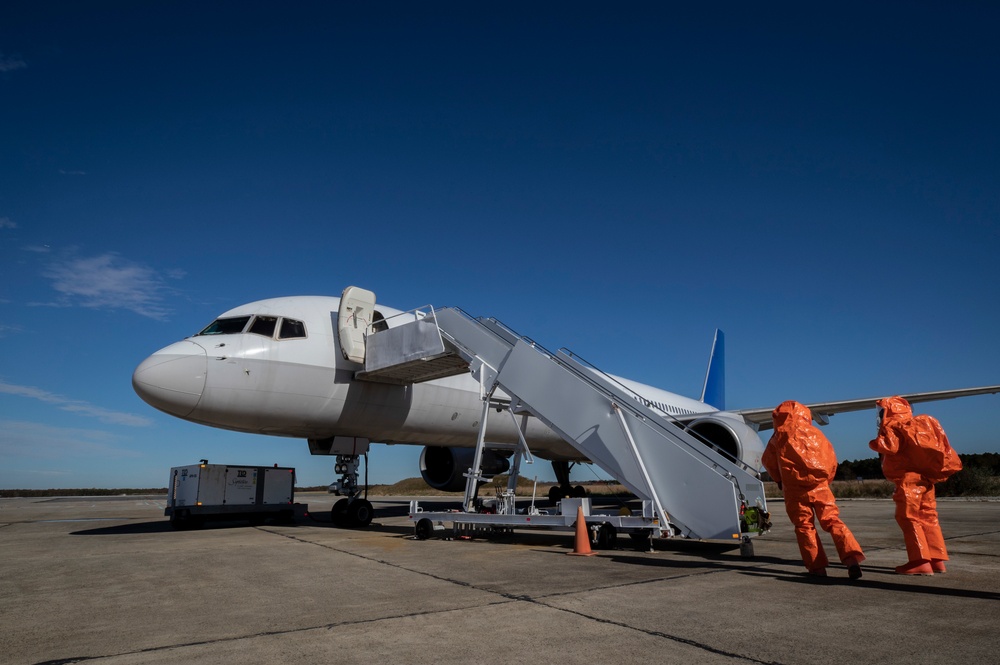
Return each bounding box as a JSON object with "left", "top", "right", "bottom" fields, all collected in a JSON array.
[
  {"left": 682, "top": 414, "right": 765, "bottom": 471},
  {"left": 419, "top": 446, "right": 511, "bottom": 492}
]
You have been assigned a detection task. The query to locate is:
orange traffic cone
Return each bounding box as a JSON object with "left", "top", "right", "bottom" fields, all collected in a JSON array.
[{"left": 568, "top": 505, "right": 596, "bottom": 556}]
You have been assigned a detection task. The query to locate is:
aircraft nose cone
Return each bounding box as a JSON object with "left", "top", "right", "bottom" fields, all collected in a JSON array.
[{"left": 132, "top": 341, "right": 207, "bottom": 418}]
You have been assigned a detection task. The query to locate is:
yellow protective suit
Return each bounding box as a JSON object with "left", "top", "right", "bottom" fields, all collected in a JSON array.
[
  {"left": 870, "top": 396, "right": 962, "bottom": 572},
  {"left": 763, "top": 401, "right": 865, "bottom": 576}
]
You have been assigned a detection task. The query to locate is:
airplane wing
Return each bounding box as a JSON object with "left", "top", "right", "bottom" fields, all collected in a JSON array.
[{"left": 735, "top": 384, "right": 1000, "bottom": 430}]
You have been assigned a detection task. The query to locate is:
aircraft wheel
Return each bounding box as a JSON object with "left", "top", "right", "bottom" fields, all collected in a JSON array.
[
  {"left": 331, "top": 498, "right": 350, "bottom": 528},
  {"left": 548, "top": 486, "right": 564, "bottom": 505},
  {"left": 348, "top": 499, "right": 374, "bottom": 528},
  {"left": 572, "top": 485, "right": 587, "bottom": 498}
]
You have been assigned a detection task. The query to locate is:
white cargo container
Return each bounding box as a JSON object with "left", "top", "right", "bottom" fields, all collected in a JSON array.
[{"left": 165, "top": 461, "right": 298, "bottom": 528}]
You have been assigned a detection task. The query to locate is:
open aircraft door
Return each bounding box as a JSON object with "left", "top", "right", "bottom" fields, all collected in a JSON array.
[{"left": 338, "top": 286, "right": 376, "bottom": 364}]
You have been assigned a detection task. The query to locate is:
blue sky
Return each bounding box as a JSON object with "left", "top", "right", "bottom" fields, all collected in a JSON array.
[{"left": 2, "top": 2, "right": 998, "bottom": 489}]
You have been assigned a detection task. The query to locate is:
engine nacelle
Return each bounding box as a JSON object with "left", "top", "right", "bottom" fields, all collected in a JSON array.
[
  {"left": 419, "top": 446, "right": 511, "bottom": 492},
  {"left": 684, "top": 414, "right": 765, "bottom": 472}
]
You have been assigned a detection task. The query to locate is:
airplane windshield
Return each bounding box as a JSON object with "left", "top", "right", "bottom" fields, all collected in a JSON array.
[
  {"left": 195, "top": 315, "right": 306, "bottom": 339},
  {"left": 278, "top": 318, "right": 306, "bottom": 339},
  {"left": 248, "top": 316, "right": 277, "bottom": 338},
  {"left": 196, "top": 316, "right": 251, "bottom": 336}
]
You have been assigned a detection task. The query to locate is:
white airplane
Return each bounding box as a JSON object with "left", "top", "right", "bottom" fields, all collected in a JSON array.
[{"left": 133, "top": 287, "right": 1000, "bottom": 527}]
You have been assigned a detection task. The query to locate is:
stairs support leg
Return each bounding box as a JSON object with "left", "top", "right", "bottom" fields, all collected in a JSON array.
[{"left": 613, "top": 403, "right": 671, "bottom": 534}]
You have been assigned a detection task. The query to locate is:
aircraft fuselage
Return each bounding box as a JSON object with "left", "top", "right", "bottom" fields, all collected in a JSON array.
[{"left": 133, "top": 295, "right": 764, "bottom": 468}]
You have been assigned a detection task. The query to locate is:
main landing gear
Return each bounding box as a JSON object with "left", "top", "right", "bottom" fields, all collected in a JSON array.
[
  {"left": 547, "top": 461, "right": 588, "bottom": 505},
  {"left": 329, "top": 453, "right": 373, "bottom": 528}
]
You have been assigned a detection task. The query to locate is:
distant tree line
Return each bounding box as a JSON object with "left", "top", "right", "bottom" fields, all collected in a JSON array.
[
  {"left": 835, "top": 453, "right": 1000, "bottom": 480},
  {"left": 835, "top": 453, "right": 1000, "bottom": 497},
  {"left": 0, "top": 488, "right": 167, "bottom": 498}
]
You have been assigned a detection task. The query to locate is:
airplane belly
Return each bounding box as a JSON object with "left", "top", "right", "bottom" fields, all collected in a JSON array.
[{"left": 345, "top": 381, "right": 578, "bottom": 457}]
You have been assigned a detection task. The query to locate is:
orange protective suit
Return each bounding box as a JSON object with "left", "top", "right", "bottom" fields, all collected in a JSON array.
[
  {"left": 763, "top": 401, "right": 865, "bottom": 576},
  {"left": 869, "top": 396, "right": 962, "bottom": 572}
]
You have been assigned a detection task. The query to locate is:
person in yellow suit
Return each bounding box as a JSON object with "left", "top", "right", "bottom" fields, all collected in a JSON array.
[
  {"left": 763, "top": 401, "right": 865, "bottom": 580},
  {"left": 869, "top": 396, "right": 962, "bottom": 575}
]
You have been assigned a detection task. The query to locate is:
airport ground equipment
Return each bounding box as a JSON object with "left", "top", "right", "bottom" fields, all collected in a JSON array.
[
  {"left": 165, "top": 461, "right": 301, "bottom": 529},
  {"left": 411, "top": 494, "right": 660, "bottom": 551},
  {"left": 356, "top": 304, "right": 769, "bottom": 552}
]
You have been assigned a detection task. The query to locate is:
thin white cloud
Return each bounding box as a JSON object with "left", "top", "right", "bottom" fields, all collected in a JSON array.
[
  {"left": 0, "top": 53, "right": 27, "bottom": 73},
  {"left": 0, "top": 217, "right": 16, "bottom": 229},
  {"left": 0, "top": 323, "right": 22, "bottom": 338},
  {"left": 0, "top": 420, "right": 140, "bottom": 460},
  {"left": 0, "top": 380, "right": 153, "bottom": 427},
  {"left": 42, "top": 252, "right": 176, "bottom": 320}
]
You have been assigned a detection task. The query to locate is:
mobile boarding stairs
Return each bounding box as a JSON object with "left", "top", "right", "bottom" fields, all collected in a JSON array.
[{"left": 355, "top": 305, "right": 769, "bottom": 553}]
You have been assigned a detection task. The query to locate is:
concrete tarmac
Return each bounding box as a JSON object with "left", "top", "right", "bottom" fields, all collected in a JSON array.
[{"left": 2, "top": 493, "right": 999, "bottom": 665}]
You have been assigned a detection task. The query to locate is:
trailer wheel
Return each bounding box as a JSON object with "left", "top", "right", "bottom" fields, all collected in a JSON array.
[
  {"left": 595, "top": 522, "right": 617, "bottom": 550},
  {"left": 415, "top": 518, "right": 434, "bottom": 540},
  {"left": 170, "top": 510, "right": 193, "bottom": 530},
  {"left": 629, "top": 529, "right": 652, "bottom": 551}
]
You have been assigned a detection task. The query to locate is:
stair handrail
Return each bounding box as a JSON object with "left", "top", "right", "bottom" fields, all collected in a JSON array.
[
  {"left": 430, "top": 309, "right": 757, "bottom": 500},
  {"left": 553, "top": 348, "right": 760, "bottom": 476}
]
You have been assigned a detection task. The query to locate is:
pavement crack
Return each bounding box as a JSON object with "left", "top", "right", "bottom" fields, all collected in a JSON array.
[
  {"left": 260, "top": 529, "right": 780, "bottom": 663},
  {"left": 521, "top": 597, "right": 786, "bottom": 664},
  {"left": 31, "top": 602, "right": 519, "bottom": 665},
  {"left": 946, "top": 529, "right": 1000, "bottom": 540}
]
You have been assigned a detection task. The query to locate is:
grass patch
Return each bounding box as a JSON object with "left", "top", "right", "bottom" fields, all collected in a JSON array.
[
  {"left": 0, "top": 488, "right": 167, "bottom": 498},
  {"left": 6, "top": 466, "right": 998, "bottom": 499}
]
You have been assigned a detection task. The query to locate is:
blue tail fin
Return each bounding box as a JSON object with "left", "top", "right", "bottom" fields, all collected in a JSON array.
[{"left": 700, "top": 329, "right": 725, "bottom": 410}]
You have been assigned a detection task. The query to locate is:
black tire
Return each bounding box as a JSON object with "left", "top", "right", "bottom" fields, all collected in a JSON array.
[
  {"left": 548, "top": 486, "right": 564, "bottom": 505},
  {"left": 170, "top": 509, "right": 203, "bottom": 530},
  {"left": 331, "top": 498, "right": 350, "bottom": 528},
  {"left": 415, "top": 517, "right": 434, "bottom": 540},
  {"left": 572, "top": 485, "right": 587, "bottom": 498},
  {"left": 348, "top": 499, "right": 374, "bottom": 528},
  {"left": 595, "top": 522, "right": 617, "bottom": 550},
  {"left": 170, "top": 510, "right": 191, "bottom": 530},
  {"left": 629, "top": 529, "right": 652, "bottom": 551}
]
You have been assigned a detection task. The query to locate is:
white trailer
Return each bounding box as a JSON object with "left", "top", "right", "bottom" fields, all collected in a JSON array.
[{"left": 166, "top": 461, "right": 299, "bottom": 529}]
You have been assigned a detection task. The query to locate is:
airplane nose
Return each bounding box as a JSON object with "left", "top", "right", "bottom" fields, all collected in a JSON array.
[{"left": 132, "top": 341, "right": 207, "bottom": 418}]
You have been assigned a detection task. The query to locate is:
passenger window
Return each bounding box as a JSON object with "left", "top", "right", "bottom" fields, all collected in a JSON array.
[
  {"left": 196, "top": 316, "right": 251, "bottom": 336},
  {"left": 279, "top": 318, "right": 306, "bottom": 339},
  {"left": 248, "top": 316, "right": 278, "bottom": 338}
]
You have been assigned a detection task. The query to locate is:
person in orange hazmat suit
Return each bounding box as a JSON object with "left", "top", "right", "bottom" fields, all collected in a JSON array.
[
  {"left": 763, "top": 400, "right": 865, "bottom": 579},
  {"left": 869, "top": 396, "right": 962, "bottom": 575}
]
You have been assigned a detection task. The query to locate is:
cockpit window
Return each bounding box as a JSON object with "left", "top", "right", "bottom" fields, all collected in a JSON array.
[
  {"left": 196, "top": 316, "right": 251, "bottom": 336},
  {"left": 248, "top": 316, "right": 278, "bottom": 338},
  {"left": 278, "top": 318, "right": 306, "bottom": 339}
]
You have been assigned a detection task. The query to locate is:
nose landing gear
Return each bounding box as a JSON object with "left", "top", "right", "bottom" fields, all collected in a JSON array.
[{"left": 329, "top": 453, "right": 373, "bottom": 528}]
